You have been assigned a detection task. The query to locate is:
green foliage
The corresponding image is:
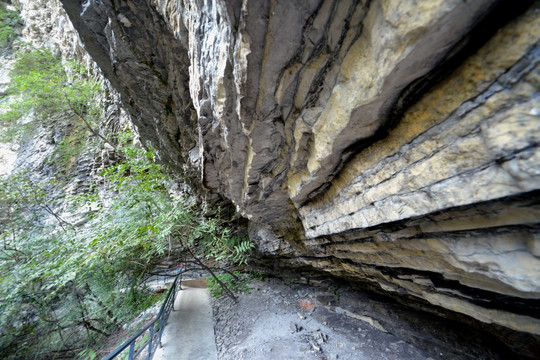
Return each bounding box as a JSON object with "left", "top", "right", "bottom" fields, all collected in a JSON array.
[
  {"left": 207, "top": 272, "right": 250, "bottom": 299},
  {"left": 78, "top": 348, "right": 97, "bottom": 360},
  {"left": 0, "top": 47, "right": 101, "bottom": 155},
  {"left": 0, "top": 46, "right": 104, "bottom": 181},
  {"left": 333, "top": 286, "right": 341, "bottom": 302},
  {"left": 52, "top": 126, "right": 88, "bottom": 172},
  {"left": 202, "top": 224, "right": 254, "bottom": 266},
  {"left": 0, "top": 143, "right": 171, "bottom": 358},
  {"left": 248, "top": 270, "right": 268, "bottom": 282},
  {"left": 0, "top": 169, "right": 46, "bottom": 245},
  {"left": 0, "top": 127, "right": 254, "bottom": 358},
  {"left": 0, "top": 4, "right": 21, "bottom": 49},
  {"left": 0, "top": 44, "right": 166, "bottom": 360},
  {"left": 0, "top": 42, "right": 253, "bottom": 360},
  {"left": 8, "top": 48, "right": 100, "bottom": 118}
]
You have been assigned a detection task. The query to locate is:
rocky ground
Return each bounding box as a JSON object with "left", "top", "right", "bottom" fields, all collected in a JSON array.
[
  {"left": 99, "top": 269, "right": 519, "bottom": 360},
  {"left": 212, "top": 277, "right": 438, "bottom": 360}
]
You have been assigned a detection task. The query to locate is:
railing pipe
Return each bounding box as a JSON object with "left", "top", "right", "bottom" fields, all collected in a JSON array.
[
  {"left": 102, "top": 271, "right": 182, "bottom": 360},
  {"left": 147, "top": 325, "right": 154, "bottom": 360}
]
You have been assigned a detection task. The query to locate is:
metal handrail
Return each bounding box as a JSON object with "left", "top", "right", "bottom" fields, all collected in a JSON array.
[{"left": 102, "top": 271, "right": 182, "bottom": 360}]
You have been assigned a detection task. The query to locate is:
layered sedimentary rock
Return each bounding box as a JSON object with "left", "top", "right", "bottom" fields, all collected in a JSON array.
[{"left": 57, "top": 0, "right": 540, "bottom": 354}]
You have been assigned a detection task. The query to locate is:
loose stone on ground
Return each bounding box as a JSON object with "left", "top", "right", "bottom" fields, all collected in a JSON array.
[{"left": 212, "top": 278, "right": 431, "bottom": 360}]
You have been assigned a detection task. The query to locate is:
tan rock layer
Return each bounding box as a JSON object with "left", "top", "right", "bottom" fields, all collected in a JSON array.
[
  {"left": 291, "top": 5, "right": 540, "bottom": 335},
  {"left": 58, "top": 0, "right": 540, "bottom": 345},
  {"left": 299, "top": 7, "right": 540, "bottom": 235}
]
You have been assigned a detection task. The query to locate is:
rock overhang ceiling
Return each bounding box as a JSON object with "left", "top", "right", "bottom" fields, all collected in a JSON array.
[{"left": 55, "top": 0, "right": 539, "bottom": 352}]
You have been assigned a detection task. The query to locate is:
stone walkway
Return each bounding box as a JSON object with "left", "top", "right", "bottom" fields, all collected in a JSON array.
[{"left": 153, "top": 279, "right": 218, "bottom": 360}]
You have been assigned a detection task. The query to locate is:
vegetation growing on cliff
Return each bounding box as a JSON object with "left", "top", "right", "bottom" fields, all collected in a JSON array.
[
  {"left": 0, "top": 3, "right": 21, "bottom": 50},
  {"left": 0, "top": 44, "right": 252, "bottom": 359}
]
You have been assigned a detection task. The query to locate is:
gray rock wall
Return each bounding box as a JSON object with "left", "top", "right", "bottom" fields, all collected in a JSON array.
[{"left": 57, "top": 0, "right": 540, "bottom": 352}]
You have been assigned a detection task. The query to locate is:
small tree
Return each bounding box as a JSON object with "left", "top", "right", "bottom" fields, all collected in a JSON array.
[{"left": 0, "top": 44, "right": 254, "bottom": 359}]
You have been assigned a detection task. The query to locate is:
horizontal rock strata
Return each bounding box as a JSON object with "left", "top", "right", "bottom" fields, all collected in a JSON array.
[
  {"left": 296, "top": 4, "right": 540, "bottom": 336},
  {"left": 58, "top": 0, "right": 540, "bottom": 356}
]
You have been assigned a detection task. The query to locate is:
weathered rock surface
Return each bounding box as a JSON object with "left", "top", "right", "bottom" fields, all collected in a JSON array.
[
  {"left": 56, "top": 0, "right": 540, "bottom": 356},
  {"left": 14, "top": 0, "right": 132, "bottom": 153},
  {"left": 213, "top": 277, "right": 532, "bottom": 360}
]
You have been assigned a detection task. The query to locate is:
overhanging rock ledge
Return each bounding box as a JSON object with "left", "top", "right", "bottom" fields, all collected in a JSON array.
[{"left": 57, "top": 0, "right": 540, "bottom": 356}]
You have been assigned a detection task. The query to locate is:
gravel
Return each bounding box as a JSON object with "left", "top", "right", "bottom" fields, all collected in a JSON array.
[{"left": 212, "top": 277, "right": 431, "bottom": 360}]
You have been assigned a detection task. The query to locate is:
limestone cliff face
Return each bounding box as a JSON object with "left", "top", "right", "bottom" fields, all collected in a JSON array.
[
  {"left": 57, "top": 0, "right": 539, "bottom": 349},
  {"left": 15, "top": 0, "right": 130, "bottom": 142}
]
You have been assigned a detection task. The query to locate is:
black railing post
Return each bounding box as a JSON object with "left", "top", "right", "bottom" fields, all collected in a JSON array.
[
  {"left": 171, "top": 282, "right": 176, "bottom": 311},
  {"left": 147, "top": 325, "right": 154, "bottom": 360},
  {"left": 158, "top": 317, "right": 165, "bottom": 348},
  {"left": 129, "top": 342, "right": 135, "bottom": 360}
]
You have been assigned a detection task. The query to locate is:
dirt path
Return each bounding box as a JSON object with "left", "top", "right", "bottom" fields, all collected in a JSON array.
[
  {"left": 153, "top": 279, "right": 218, "bottom": 360},
  {"left": 212, "top": 277, "right": 431, "bottom": 360},
  {"left": 151, "top": 273, "right": 504, "bottom": 360}
]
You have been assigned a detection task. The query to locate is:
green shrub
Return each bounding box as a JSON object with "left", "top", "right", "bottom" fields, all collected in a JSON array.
[
  {"left": 201, "top": 219, "right": 254, "bottom": 266},
  {"left": 1, "top": 47, "right": 102, "bottom": 176},
  {"left": 0, "top": 4, "right": 21, "bottom": 49},
  {"left": 207, "top": 272, "right": 250, "bottom": 299},
  {"left": 0, "top": 41, "right": 254, "bottom": 359}
]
